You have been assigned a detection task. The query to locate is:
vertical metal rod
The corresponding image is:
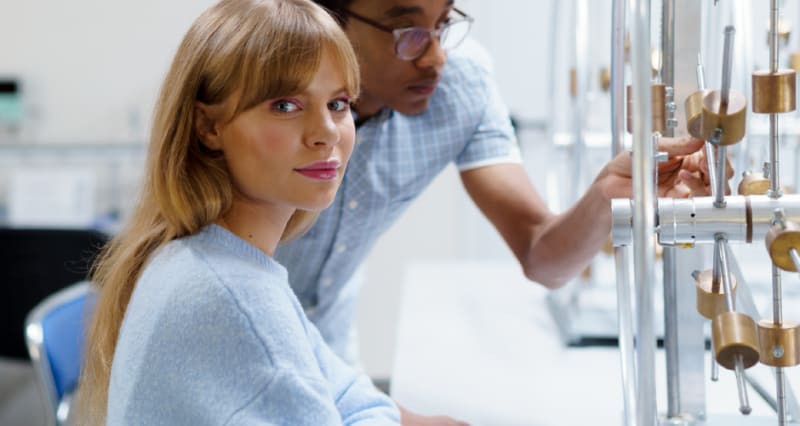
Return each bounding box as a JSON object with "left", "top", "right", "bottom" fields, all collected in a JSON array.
[
  {"left": 773, "top": 263, "right": 784, "bottom": 325},
  {"left": 773, "top": 261, "right": 787, "bottom": 425},
  {"left": 663, "top": 249, "right": 680, "bottom": 417},
  {"left": 710, "top": 333, "right": 719, "bottom": 381},
  {"left": 718, "top": 236, "right": 752, "bottom": 414},
  {"left": 711, "top": 131, "right": 725, "bottom": 208},
  {"left": 770, "top": 115, "right": 782, "bottom": 198},
  {"left": 720, "top": 26, "right": 736, "bottom": 110},
  {"left": 715, "top": 145, "right": 727, "bottom": 202},
  {"left": 698, "top": 54, "right": 724, "bottom": 211},
  {"left": 717, "top": 236, "right": 735, "bottom": 311},
  {"left": 611, "top": 0, "right": 626, "bottom": 158},
  {"left": 660, "top": 1, "right": 680, "bottom": 418},
  {"left": 661, "top": 0, "right": 675, "bottom": 93},
  {"left": 712, "top": 232, "right": 722, "bottom": 292},
  {"left": 769, "top": 2, "right": 786, "bottom": 423},
  {"left": 735, "top": 356, "right": 753, "bottom": 415},
  {"left": 769, "top": 0, "right": 782, "bottom": 198},
  {"left": 615, "top": 247, "right": 637, "bottom": 426},
  {"left": 571, "top": 0, "right": 588, "bottom": 204},
  {"left": 706, "top": 144, "right": 719, "bottom": 201},
  {"left": 696, "top": 53, "right": 706, "bottom": 90},
  {"left": 631, "top": 0, "right": 657, "bottom": 423},
  {"left": 778, "top": 365, "right": 788, "bottom": 425},
  {"left": 770, "top": 0, "right": 779, "bottom": 73},
  {"left": 611, "top": 3, "right": 635, "bottom": 424}
]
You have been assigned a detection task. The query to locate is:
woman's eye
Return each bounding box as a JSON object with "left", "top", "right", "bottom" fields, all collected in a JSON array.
[
  {"left": 271, "top": 100, "right": 300, "bottom": 113},
  {"left": 328, "top": 98, "right": 351, "bottom": 112}
]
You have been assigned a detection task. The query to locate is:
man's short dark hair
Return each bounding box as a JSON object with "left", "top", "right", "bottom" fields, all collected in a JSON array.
[{"left": 312, "top": 0, "right": 355, "bottom": 25}]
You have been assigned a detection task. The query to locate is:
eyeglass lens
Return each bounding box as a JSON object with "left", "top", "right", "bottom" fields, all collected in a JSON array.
[{"left": 396, "top": 19, "right": 471, "bottom": 60}]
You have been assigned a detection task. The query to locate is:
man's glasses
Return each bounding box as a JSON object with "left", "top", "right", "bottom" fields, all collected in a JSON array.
[{"left": 341, "top": 8, "right": 474, "bottom": 61}]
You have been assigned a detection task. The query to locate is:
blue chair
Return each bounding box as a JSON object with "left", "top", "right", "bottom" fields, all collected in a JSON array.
[{"left": 25, "top": 281, "right": 94, "bottom": 426}]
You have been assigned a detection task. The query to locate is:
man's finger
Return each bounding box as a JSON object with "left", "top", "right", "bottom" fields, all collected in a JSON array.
[
  {"left": 666, "top": 181, "right": 692, "bottom": 198},
  {"left": 657, "top": 135, "right": 705, "bottom": 157},
  {"left": 679, "top": 170, "right": 708, "bottom": 196}
]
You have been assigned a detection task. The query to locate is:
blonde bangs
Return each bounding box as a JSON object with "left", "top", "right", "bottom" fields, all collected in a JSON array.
[{"left": 226, "top": 0, "right": 360, "bottom": 115}]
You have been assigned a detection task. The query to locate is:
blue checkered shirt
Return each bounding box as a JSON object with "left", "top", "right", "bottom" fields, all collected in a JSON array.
[{"left": 274, "top": 49, "right": 521, "bottom": 361}]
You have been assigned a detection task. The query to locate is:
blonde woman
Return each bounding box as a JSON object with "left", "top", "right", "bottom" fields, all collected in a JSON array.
[{"left": 78, "top": 0, "right": 400, "bottom": 424}]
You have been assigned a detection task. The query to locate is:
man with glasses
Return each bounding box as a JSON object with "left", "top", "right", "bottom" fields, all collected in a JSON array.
[{"left": 275, "top": 1, "right": 714, "bottom": 423}]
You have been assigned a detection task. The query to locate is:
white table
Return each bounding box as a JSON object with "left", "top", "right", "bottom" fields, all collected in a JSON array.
[{"left": 390, "top": 261, "right": 796, "bottom": 425}]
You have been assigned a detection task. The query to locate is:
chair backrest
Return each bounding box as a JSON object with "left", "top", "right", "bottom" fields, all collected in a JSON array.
[
  {"left": 0, "top": 228, "right": 106, "bottom": 359},
  {"left": 25, "top": 281, "right": 95, "bottom": 425}
]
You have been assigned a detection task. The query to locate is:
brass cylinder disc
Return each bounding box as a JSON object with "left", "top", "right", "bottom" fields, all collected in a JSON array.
[
  {"left": 684, "top": 90, "right": 708, "bottom": 140},
  {"left": 791, "top": 52, "right": 800, "bottom": 73},
  {"left": 758, "top": 320, "right": 800, "bottom": 367},
  {"left": 738, "top": 172, "right": 770, "bottom": 196},
  {"left": 600, "top": 68, "right": 611, "bottom": 92},
  {"left": 765, "top": 221, "right": 800, "bottom": 272},
  {"left": 695, "top": 269, "right": 737, "bottom": 320},
  {"left": 712, "top": 311, "right": 760, "bottom": 370},
  {"left": 569, "top": 68, "right": 577, "bottom": 98},
  {"left": 701, "top": 91, "right": 748, "bottom": 145},
  {"left": 626, "top": 84, "right": 667, "bottom": 134},
  {"left": 752, "top": 69, "right": 796, "bottom": 114}
]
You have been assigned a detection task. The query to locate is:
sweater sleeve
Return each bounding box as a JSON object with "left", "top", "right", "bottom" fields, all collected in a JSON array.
[
  {"left": 225, "top": 368, "right": 399, "bottom": 426},
  {"left": 303, "top": 318, "right": 401, "bottom": 425}
]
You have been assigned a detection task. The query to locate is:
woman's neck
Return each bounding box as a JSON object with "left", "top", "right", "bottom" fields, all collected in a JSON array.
[{"left": 216, "top": 200, "right": 292, "bottom": 256}]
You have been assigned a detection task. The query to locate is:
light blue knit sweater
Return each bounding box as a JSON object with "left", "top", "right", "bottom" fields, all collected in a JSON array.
[{"left": 107, "top": 225, "right": 400, "bottom": 425}]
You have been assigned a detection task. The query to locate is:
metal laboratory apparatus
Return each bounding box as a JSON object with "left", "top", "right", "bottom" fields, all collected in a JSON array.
[{"left": 612, "top": 0, "right": 800, "bottom": 424}]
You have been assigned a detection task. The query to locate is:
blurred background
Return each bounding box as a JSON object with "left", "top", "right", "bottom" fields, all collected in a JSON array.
[{"left": 6, "top": 0, "right": 800, "bottom": 424}]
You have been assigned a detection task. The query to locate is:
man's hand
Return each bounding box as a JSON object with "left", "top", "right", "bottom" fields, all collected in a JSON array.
[
  {"left": 398, "top": 404, "right": 469, "bottom": 426},
  {"left": 595, "top": 135, "right": 732, "bottom": 200}
]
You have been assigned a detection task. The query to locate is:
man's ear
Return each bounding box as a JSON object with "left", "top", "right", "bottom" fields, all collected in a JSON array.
[{"left": 194, "top": 102, "right": 223, "bottom": 150}]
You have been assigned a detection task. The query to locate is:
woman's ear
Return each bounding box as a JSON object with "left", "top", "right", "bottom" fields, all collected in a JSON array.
[{"left": 194, "top": 102, "right": 223, "bottom": 150}]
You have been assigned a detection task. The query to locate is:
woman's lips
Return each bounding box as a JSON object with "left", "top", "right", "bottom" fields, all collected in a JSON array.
[{"left": 295, "top": 160, "right": 341, "bottom": 181}]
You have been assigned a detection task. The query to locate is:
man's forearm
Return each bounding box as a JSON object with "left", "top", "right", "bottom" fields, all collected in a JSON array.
[{"left": 522, "top": 181, "right": 612, "bottom": 288}]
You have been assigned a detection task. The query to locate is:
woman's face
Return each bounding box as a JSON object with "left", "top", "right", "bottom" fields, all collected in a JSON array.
[{"left": 213, "top": 50, "right": 356, "bottom": 215}]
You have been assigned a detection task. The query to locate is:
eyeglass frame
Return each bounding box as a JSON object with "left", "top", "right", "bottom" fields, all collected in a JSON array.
[{"left": 339, "top": 7, "right": 474, "bottom": 61}]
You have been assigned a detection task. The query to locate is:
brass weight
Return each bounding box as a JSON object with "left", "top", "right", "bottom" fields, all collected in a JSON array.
[
  {"left": 700, "top": 91, "right": 748, "bottom": 145},
  {"left": 758, "top": 320, "right": 800, "bottom": 367},
  {"left": 765, "top": 221, "right": 800, "bottom": 272},
  {"left": 684, "top": 90, "right": 708, "bottom": 140},
  {"left": 599, "top": 68, "right": 611, "bottom": 92},
  {"left": 569, "top": 68, "right": 577, "bottom": 98},
  {"left": 695, "top": 269, "right": 737, "bottom": 320},
  {"left": 738, "top": 171, "right": 770, "bottom": 196},
  {"left": 626, "top": 84, "right": 666, "bottom": 134},
  {"left": 712, "top": 311, "right": 760, "bottom": 370},
  {"left": 752, "top": 69, "right": 796, "bottom": 114},
  {"left": 791, "top": 52, "right": 800, "bottom": 74}
]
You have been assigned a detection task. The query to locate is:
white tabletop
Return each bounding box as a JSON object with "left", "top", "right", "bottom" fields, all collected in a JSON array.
[{"left": 390, "top": 260, "right": 796, "bottom": 426}]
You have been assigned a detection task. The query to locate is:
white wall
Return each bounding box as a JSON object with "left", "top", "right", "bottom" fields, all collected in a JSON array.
[
  {"left": 0, "top": 0, "right": 218, "bottom": 143},
  {"left": 1, "top": 0, "right": 560, "bottom": 379}
]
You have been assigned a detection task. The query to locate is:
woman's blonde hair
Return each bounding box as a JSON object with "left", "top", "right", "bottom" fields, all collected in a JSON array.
[{"left": 78, "top": 0, "right": 359, "bottom": 422}]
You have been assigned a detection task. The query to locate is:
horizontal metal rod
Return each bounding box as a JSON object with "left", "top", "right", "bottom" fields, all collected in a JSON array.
[{"left": 612, "top": 195, "right": 800, "bottom": 246}]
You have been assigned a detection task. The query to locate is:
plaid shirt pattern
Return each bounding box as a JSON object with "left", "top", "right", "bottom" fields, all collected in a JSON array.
[{"left": 274, "top": 50, "right": 521, "bottom": 359}]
